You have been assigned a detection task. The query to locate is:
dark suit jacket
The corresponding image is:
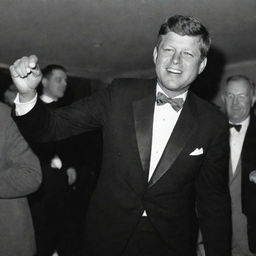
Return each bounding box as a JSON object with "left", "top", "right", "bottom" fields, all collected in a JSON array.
[
  {"left": 241, "top": 114, "right": 256, "bottom": 253},
  {"left": 14, "top": 78, "right": 231, "bottom": 256},
  {"left": 27, "top": 98, "right": 79, "bottom": 255},
  {"left": 29, "top": 99, "right": 76, "bottom": 169},
  {"left": 0, "top": 103, "right": 41, "bottom": 256}
]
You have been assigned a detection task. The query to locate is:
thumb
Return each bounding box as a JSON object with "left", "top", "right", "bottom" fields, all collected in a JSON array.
[
  {"left": 28, "top": 55, "right": 42, "bottom": 78},
  {"left": 9, "top": 65, "right": 19, "bottom": 78}
]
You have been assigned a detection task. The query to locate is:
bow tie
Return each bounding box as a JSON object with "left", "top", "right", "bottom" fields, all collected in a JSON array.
[
  {"left": 156, "top": 92, "right": 184, "bottom": 112},
  {"left": 229, "top": 123, "right": 242, "bottom": 132}
]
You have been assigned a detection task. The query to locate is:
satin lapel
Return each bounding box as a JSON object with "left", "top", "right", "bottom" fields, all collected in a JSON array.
[
  {"left": 133, "top": 85, "right": 155, "bottom": 181},
  {"left": 241, "top": 114, "right": 256, "bottom": 184},
  {"left": 229, "top": 160, "right": 234, "bottom": 185},
  {"left": 148, "top": 92, "right": 198, "bottom": 188},
  {"left": 229, "top": 157, "right": 241, "bottom": 185}
]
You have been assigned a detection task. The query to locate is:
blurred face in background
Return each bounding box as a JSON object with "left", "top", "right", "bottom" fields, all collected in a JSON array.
[
  {"left": 42, "top": 69, "right": 67, "bottom": 100},
  {"left": 222, "top": 79, "right": 254, "bottom": 123}
]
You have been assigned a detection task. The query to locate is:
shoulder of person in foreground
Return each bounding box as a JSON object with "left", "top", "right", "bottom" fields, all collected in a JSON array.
[
  {"left": 190, "top": 91, "right": 229, "bottom": 128},
  {"left": 109, "top": 77, "right": 156, "bottom": 100},
  {"left": 0, "top": 102, "right": 41, "bottom": 199}
]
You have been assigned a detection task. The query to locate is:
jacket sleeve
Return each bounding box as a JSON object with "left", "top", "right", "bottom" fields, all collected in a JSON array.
[
  {"left": 0, "top": 117, "right": 41, "bottom": 198},
  {"left": 12, "top": 87, "right": 110, "bottom": 143},
  {"left": 196, "top": 121, "right": 231, "bottom": 256}
]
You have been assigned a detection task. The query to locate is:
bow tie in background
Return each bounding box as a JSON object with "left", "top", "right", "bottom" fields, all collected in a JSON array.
[
  {"left": 156, "top": 92, "right": 184, "bottom": 112},
  {"left": 229, "top": 123, "right": 242, "bottom": 132}
]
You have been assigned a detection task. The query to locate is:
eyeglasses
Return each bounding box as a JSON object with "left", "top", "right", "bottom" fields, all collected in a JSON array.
[{"left": 224, "top": 92, "right": 250, "bottom": 102}]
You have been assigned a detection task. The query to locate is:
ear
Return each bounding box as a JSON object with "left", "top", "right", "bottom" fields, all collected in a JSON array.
[
  {"left": 252, "top": 94, "right": 256, "bottom": 107},
  {"left": 198, "top": 57, "right": 207, "bottom": 74},
  {"left": 221, "top": 93, "right": 226, "bottom": 104},
  {"left": 41, "top": 77, "right": 48, "bottom": 88},
  {"left": 153, "top": 47, "right": 158, "bottom": 64}
]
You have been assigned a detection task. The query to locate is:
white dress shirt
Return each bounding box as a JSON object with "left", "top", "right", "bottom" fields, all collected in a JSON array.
[
  {"left": 229, "top": 117, "right": 249, "bottom": 174},
  {"left": 148, "top": 85, "right": 187, "bottom": 181},
  {"left": 40, "top": 94, "right": 57, "bottom": 104},
  {"left": 143, "top": 84, "right": 187, "bottom": 216}
]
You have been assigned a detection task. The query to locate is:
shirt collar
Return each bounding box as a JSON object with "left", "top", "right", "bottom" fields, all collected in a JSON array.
[{"left": 40, "top": 94, "right": 57, "bottom": 103}]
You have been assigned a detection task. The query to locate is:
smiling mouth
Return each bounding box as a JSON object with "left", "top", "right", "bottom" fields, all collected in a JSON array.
[
  {"left": 166, "top": 67, "right": 182, "bottom": 74},
  {"left": 231, "top": 108, "right": 242, "bottom": 112}
]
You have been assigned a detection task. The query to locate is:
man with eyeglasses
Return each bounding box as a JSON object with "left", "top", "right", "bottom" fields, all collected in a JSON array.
[{"left": 222, "top": 75, "right": 256, "bottom": 256}]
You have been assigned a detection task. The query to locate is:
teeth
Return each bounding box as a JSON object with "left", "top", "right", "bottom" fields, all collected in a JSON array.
[{"left": 167, "top": 68, "right": 181, "bottom": 74}]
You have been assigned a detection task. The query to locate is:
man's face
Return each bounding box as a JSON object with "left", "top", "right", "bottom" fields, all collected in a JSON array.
[
  {"left": 153, "top": 31, "right": 207, "bottom": 97},
  {"left": 43, "top": 69, "right": 67, "bottom": 100},
  {"left": 223, "top": 80, "right": 254, "bottom": 123}
]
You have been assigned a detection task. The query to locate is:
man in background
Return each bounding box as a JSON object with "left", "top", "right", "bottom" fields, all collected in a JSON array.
[
  {"left": 222, "top": 75, "right": 256, "bottom": 256},
  {"left": 27, "top": 64, "right": 77, "bottom": 256}
]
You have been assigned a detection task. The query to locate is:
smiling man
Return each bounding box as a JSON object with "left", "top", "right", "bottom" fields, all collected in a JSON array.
[
  {"left": 153, "top": 29, "right": 207, "bottom": 98},
  {"left": 222, "top": 75, "right": 256, "bottom": 256},
  {"left": 10, "top": 15, "right": 231, "bottom": 256}
]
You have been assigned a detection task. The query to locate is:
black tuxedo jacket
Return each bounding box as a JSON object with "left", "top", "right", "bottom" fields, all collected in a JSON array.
[
  {"left": 241, "top": 114, "right": 256, "bottom": 253},
  {"left": 14, "top": 78, "right": 231, "bottom": 256}
]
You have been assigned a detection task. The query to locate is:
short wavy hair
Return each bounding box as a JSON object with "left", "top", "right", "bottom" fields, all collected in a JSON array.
[
  {"left": 225, "top": 74, "right": 255, "bottom": 95},
  {"left": 42, "top": 64, "right": 67, "bottom": 79},
  {"left": 157, "top": 15, "right": 211, "bottom": 59}
]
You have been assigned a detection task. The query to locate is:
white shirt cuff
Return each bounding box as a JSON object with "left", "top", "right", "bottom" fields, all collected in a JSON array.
[{"left": 14, "top": 93, "right": 38, "bottom": 116}]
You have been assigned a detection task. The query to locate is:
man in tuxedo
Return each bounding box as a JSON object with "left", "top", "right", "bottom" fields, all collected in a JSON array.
[
  {"left": 27, "top": 64, "right": 77, "bottom": 256},
  {"left": 10, "top": 15, "right": 231, "bottom": 256},
  {"left": 222, "top": 75, "right": 256, "bottom": 256}
]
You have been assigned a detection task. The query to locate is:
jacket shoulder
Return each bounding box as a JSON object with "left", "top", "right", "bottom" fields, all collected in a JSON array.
[
  {"left": 190, "top": 92, "right": 228, "bottom": 126},
  {"left": 109, "top": 78, "right": 156, "bottom": 100}
]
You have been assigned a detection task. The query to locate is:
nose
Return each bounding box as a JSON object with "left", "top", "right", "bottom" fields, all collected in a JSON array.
[
  {"left": 231, "top": 96, "right": 240, "bottom": 106},
  {"left": 171, "top": 51, "right": 181, "bottom": 65}
]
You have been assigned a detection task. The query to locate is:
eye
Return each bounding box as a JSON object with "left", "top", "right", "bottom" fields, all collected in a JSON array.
[
  {"left": 163, "top": 47, "right": 174, "bottom": 52},
  {"left": 237, "top": 94, "right": 247, "bottom": 101},
  {"left": 225, "top": 93, "right": 234, "bottom": 100},
  {"left": 183, "top": 51, "right": 194, "bottom": 57}
]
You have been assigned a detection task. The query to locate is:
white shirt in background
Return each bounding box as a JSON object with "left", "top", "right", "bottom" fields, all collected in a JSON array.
[{"left": 229, "top": 117, "right": 249, "bottom": 174}]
